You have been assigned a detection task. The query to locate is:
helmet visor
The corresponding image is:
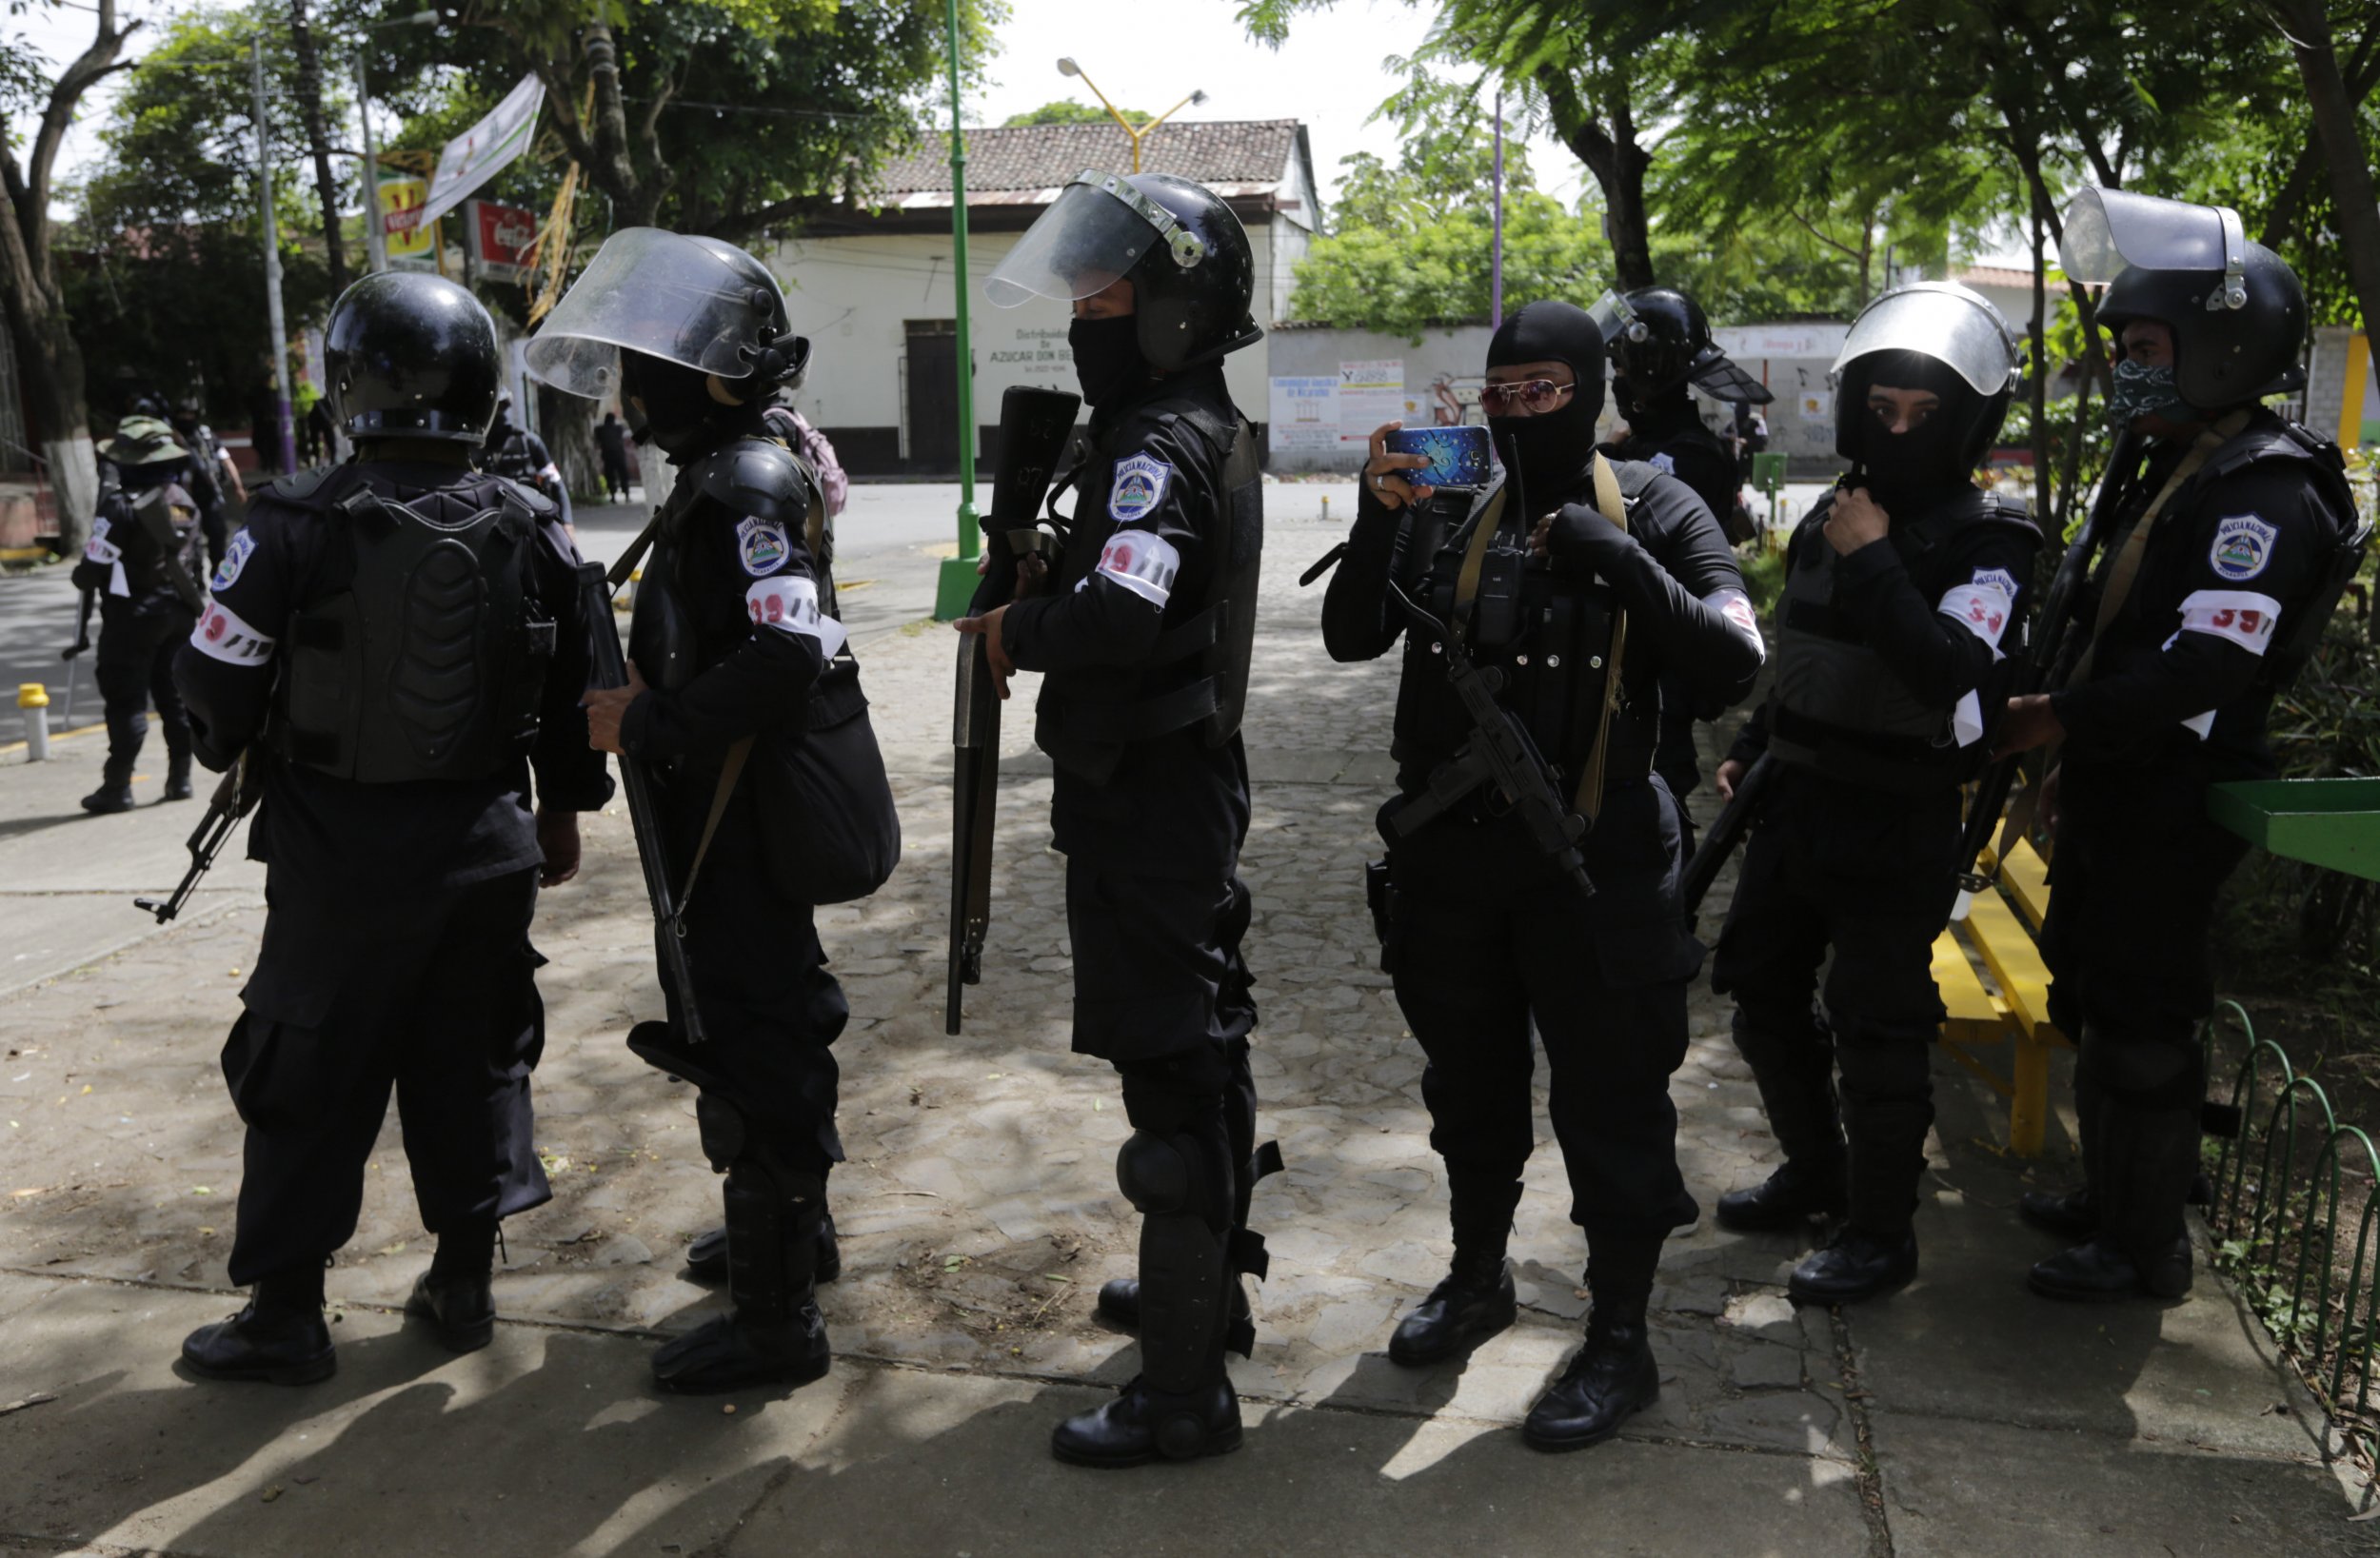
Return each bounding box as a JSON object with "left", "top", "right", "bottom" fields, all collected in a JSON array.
[
  {"left": 1586, "top": 289, "right": 1645, "bottom": 348},
  {"left": 526, "top": 227, "right": 783, "bottom": 398},
  {"left": 1832, "top": 284, "right": 2019, "bottom": 398},
  {"left": 984, "top": 173, "right": 1192, "bottom": 307},
  {"left": 1688, "top": 348, "right": 1773, "bottom": 404},
  {"left": 2059, "top": 187, "right": 2246, "bottom": 304}
]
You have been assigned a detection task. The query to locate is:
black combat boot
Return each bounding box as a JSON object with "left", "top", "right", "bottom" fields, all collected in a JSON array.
[
  {"left": 1051, "top": 1375, "right": 1242, "bottom": 1469},
  {"left": 162, "top": 725, "right": 194, "bottom": 801},
  {"left": 1788, "top": 1226, "right": 1918, "bottom": 1304},
  {"left": 182, "top": 1264, "right": 336, "bottom": 1385},
  {"left": 1522, "top": 1300, "right": 1659, "bottom": 1452},
  {"left": 1388, "top": 1247, "right": 1517, "bottom": 1366},
  {"left": 81, "top": 775, "right": 137, "bottom": 815},
  {"left": 2029, "top": 1102, "right": 2196, "bottom": 1302},
  {"left": 684, "top": 1210, "right": 841, "bottom": 1285},
  {"left": 653, "top": 1169, "right": 831, "bottom": 1393},
  {"left": 1721, "top": 1005, "right": 1850, "bottom": 1231},
  {"left": 1716, "top": 1158, "right": 1849, "bottom": 1233},
  {"left": 407, "top": 1215, "right": 498, "bottom": 1352}
]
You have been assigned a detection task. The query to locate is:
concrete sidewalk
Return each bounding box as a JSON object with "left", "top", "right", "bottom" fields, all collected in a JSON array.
[{"left": 0, "top": 509, "right": 2367, "bottom": 1557}]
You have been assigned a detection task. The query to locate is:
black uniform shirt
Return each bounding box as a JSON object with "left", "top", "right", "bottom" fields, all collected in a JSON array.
[
  {"left": 2053, "top": 411, "right": 2346, "bottom": 775},
  {"left": 618, "top": 443, "right": 838, "bottom": 767},
  {"left": 174, "top": 459, "right": 614, "bottom": 895},
  {"left": 1002, "top": 368, "right": 1253, "bottom": 877}
]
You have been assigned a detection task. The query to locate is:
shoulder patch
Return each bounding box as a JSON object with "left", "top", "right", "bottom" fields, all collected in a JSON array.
[
  {"left": 2211, "top": 515, "right": 2278, "bottom": 582},
  {"left": 736, "top": 515, "right": 791, "bottom": 578},
  {"left": 1647, "top": 450, "right": 1677, "bottom": 475},
  {"left": 1109, "top": 452, "right": 1175, "bottom": 525},
  {"left": 1970, "top": 566, "right": 2019, "bottom": 600},
  {"left": 210, "top": 528, "right": 256, "bottom": 592}
]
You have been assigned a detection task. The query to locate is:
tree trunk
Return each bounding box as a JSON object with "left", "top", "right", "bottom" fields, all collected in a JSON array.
[
  {"left": 288, "top": 0, "right": 347, "bottom": 298},
  {"left": 1536, "top": 67, "right": 1656, "bottom": 290},
  {"left": 2277, "top": 0, "right": 2380, "bottom": 338},
  {"left": 537, "top": 385, "right": 602, "bottom": 503}
]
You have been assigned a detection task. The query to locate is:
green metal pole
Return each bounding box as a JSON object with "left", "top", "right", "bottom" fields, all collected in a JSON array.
[{"left": 934, "top": 0, "right": 982, "bottom": 620}]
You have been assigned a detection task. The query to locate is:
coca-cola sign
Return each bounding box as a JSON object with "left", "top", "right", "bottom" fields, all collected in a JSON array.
[{"left": 466, "top": 199, "right": 541, "bottom": 282}]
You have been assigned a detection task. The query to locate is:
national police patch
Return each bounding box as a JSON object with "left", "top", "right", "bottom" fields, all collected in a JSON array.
[
  {"left": 211, "top": 528, "right": 256, "bottom": 592},
  {"left": 2210, "top": 515, "right": 2278, "bottom": 582},
  {"left": 1970, "top": 566, "right": 2019, "bottom": 601},
  {"left": 1109, "top": 452, "right": 1174, "bottom": 524},
  {"left": 737, "top": 516, "right": 790, "bottom": 577}
]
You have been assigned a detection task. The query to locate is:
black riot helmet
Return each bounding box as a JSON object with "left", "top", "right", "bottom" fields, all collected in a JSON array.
[
  {"left": 324, "top": 270, "right": 503, "bottom": 445},
  {"left": 1588, "top": 286, "right": 1773, "bottom": 408},
  {"left": 984, "top": 169, "right": 1261, "bottom": 370},
  {"left": 1829, "top": 282, "right": 2021, "bottom": 473},
  {"left": 526, "top": 227, "right": 812, "bottom": 406},
  {"left": 2060, "top": 187, "right": 2306, "bottom": 410}
]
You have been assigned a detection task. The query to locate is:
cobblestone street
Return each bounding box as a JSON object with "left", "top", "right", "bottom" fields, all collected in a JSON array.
[{"left": 0, "top": 505, "right": 2365, "bottom": 1555}]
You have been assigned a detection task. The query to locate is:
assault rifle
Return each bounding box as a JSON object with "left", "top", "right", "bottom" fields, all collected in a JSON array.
[
  {"left": 1382, "top": 579, "right": 1596, "bottom": 900},
  {"left": 576, "top": 559, "right": 707, "bottom": 1048},
  {"left": 1951, "top": 426, "right": 2143, "bottom": 915},
  {"left": 135, "top": 752, "right": 260, "bottom": 924},
  {"left": 946, "top": 385, "right": 1081, "bottom": 1035},
  {"left": 1679, "top": 750, "right": 1779, "bottom": 919}
]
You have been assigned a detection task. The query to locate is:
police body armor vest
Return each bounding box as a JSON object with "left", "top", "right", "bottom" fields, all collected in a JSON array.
[
  {"left": 270, "top": 473, "right": 554, "bottom": 782},
  {"left": 1391, "top": 466, "right": 1648, "bottom": 789},
  {"left": 2172, "top": 418, "right": 2368, "bottom": 689},
  {"left": 483, "top": 428, "right": 538, "bottom": 483},
  {"left": 1036, "top": 396, "right": 1263, "bottom": 785},
  {"left": 1768, "top": 489, "right": 2032, "bottom": 793}
]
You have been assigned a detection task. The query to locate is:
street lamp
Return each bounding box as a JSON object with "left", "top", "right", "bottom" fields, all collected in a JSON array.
[
  {"left": 1056, "top": 57, "right": 1206, "bottom": 174},
  {"left": 352, "top": 10, "right": 438, "bottom": 274}
]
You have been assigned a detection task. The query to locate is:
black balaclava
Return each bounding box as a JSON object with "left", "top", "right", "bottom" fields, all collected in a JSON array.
[
  {"left": 1068, "top": 313, "right": 1147, "bottom": 409},
  {"left": 1614, "top": 374, "right": 1697, "bottom": 437},
  {"left": 1485, "top": 300, "right": 1606, "bottom": 505},
  {"left": 620, "top": 352, "right": 761, "bottom": 461},
  {"left": 1848, "top": 348, "right": 1977, "bottom": 514}
]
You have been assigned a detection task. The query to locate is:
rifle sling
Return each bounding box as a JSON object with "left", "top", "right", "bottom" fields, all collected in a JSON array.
[
  {"left": 1575, "top": 453, "right": 1632, "bottom": 823},
  {"left": 675, "top": 736, "right": 754, "bottom": 922}
]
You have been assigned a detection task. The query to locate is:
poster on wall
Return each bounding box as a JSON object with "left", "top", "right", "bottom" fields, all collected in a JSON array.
[
  {"left": 465, "top": 200, "right": 541, "bottom": 284},
  {"left": 1798, "top": 388, "right": 1834, "bottom": 423},
  {"left": 379, "top": 173, "right": 433, "bottom": 266},
  {"left": 1268, "top": 376, "right": 1339, "bottom": 454},
  {"left": 1337, "top": 359, "right": 1404, "bottom": 444}
]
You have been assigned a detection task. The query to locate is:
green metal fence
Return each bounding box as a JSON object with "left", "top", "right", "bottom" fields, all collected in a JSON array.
[{"left": 2205, "top": 1000, "right": 2380, "bottom": 1462}]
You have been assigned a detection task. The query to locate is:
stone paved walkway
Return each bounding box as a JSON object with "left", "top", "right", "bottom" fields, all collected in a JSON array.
[{"left": 0, "top": 503, "right": 2368, "bottom": 1555}]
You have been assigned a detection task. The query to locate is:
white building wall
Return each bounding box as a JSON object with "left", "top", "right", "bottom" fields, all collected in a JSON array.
[{"left": 764, "top": 225, "right": 1284, "bottom": 465}]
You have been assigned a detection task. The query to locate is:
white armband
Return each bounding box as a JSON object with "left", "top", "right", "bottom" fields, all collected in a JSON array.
[
  {"left": 744, "top": 576, "right": 846, "bottom": 658},
  {"left": 1092, "top": 529, "right": 1181, "bottom": 608},
  {"left": 1938, "top": 576, "right": 2016, "bottom": 649},
  {"left": 1705, "top": 586, "right": 1765, "bottom": 661},
  {"left": 189, "top": 601, "right": 276, "bottom": 666},
  {"left": 2176, "top": 589, "right": 2281, "bottom": 656}
]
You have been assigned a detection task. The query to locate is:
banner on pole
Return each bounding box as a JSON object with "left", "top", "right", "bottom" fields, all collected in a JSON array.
[
  {"left": 419, "top": 74, "right": 545, "bottom": 229},
  {"left": 378, "top": 173, "right": 433, "bottom": 265}
]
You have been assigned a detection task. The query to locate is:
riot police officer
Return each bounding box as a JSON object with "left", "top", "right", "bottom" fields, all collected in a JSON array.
[
  {"left": 1592, "top": 287, "right": 1774, "bottom": 843},
  {"left": 1322, "top": 299, "right": 1766, "bottom": 1451},
  {"left": 1710, "top": 283, "right": 2040, "bottom": 1305},
  {"left": 172, "top": 397, "right": 248, "bottom": 507},
  {"left": 71, "top": 411, "right": 225, "bottom": 812},
  {"left": 481, "top": 393, "right": 572, "bottom": 527},
  {"left": 1994, "top": 191, "right": 2366, "bottom": 1301},
  {"left": 534, "top": 228, "right": 857, "bottom": 1392},
  {"left": 171, "top": 271, "right": 611, "bottom": 1383},
  {"left": 960, "top": 170, "right": 1269, "bottom": 1468}
]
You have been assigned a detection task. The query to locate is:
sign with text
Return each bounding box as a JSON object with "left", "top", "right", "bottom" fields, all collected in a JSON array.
[
  {"left": 1337, "top": 358, "right": 1404, "bottom": 444},
  {"left": 1268, "top": 376, "right": 1338, "bottom": 454},
  {"left": 421, "top": 73, "right": 545, "bottom": 229},
  {"left": 466, "top": 199, "right": 541, "bottom": 284},
  {"left": 378, "top": 174, "right": 433, "bottom": 264}
]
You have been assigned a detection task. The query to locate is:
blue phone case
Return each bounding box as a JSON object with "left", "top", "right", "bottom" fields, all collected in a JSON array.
[{"left": 1384, "top": 425, "right": 1492, "bottom": 489}]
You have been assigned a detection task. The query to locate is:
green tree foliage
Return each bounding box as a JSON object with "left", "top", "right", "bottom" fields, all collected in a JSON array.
[
  {"left": 1288, "top": 84, "right": 1608, "bottom": 338},
  {"left": 1002, "top": 99, "right": 1152, "bottom": 128}
]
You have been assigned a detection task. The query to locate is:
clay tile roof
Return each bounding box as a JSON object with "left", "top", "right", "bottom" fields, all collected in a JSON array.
[{"left": 866, "top": 119, "right": 1305, "bottom": 207}]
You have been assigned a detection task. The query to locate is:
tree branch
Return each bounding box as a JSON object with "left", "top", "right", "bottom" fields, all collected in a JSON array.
[
  {"left": 709, "top": 191, "right": 836, "bottom": 242},
  {"left": 29, "top": 6, "right": 141, "bottom": 275}
]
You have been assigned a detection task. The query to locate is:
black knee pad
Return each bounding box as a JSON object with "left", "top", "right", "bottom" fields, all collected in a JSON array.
[
  {"left": 1117, "top": 1130, "right": 1196, "bottom": 1215},
  {"left": 2077, "top": 1024, "right": 2204, "bottom": 1111},
  {"left": 695, "top": 1094, "right": 748, "bottom": 1173}
]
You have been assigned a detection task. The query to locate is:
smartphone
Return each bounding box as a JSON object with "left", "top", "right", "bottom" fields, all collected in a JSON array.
[{"left": 1384, "top": 424, "right": 1492, "bottom": 490}]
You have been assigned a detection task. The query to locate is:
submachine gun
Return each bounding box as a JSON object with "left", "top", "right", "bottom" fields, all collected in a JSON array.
[
  {"left": 945, "top": 385, "right": 1082, "bottom": 1035},
  {"left": 135, "top": 753, "right": 261, "bottom": 924}
]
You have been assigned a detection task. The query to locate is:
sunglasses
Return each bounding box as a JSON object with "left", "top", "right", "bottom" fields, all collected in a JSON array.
[{"left": 1478, "top": 378, "right": 1573, "bottom": 415}]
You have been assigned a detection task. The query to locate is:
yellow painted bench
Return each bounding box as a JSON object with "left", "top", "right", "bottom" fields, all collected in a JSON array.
[{"left": 1933, "top": 837, "right": 2072, "bottom": 1155}]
